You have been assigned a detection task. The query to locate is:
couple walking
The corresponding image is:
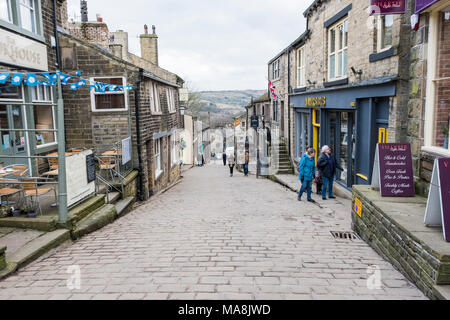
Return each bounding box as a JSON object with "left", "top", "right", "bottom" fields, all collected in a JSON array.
[
  {"left": 297, "top": 145, "right": 342, "bottom": 202},
  {"left": 224, "top": 151, "right": 250, "bottom": 177}
]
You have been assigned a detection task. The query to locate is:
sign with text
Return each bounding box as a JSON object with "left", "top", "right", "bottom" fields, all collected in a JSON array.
[
  {"left": 0, "top": 28, "right": 48, "bottom": 71},
  {"left": 370, "top": 0, "right": 406, "bottom": 15},
  {"left": 424, "top": 158, "right": 450, "bottom": 242},
  {"left": 371, "top": 143, "right": 415, "bottom": 197},
  {"left": 354, "top": 197, "right": 363, "bottom": 218},
  {"left": 415, "top": 0, "right": 439, "bottom": 13}
]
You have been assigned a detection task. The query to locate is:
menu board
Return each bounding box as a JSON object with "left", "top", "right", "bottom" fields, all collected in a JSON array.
[
  {"left": 86, "top": 153, "right": 96, "bottom": 183},
  {"left": 424, "top": 158, "right": 450, "bottom": 242},
  {"left": 371, "top": 143, "right": 415, "bottom": 197}
]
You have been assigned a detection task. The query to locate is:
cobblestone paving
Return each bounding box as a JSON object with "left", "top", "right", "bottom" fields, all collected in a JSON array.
[{"left": 0, "top": 163, "right": 427, "bottom": 300}]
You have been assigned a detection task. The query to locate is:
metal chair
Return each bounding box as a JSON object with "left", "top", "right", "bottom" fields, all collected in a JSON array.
[
  {"left": 21, "top": 177, "right": 57, "bottom": 216},
  {"left": 97, "top": 155, "right": 117, "bottom": 182},
  {"left": 42, "top": 153, "right": 59, "bottom": 178}
]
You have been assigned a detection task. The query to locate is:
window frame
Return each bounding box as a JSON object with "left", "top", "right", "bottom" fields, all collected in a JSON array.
[
  {"left": 154, "top": 138, "right": 163, "bottom": 179},
  {"left": 0, "top": 0, "right": 13, "bottom": 23},
  {"left": 272, "top": 59, "right": 280, "bottom": 80},
  {"left": 328, "top": 18, "right": 348, "bottom": 81},
  {"left": 150, "top": 81, "right": 161, "bottom": 114},
  {"left": 0, "top": 0, "right": 44, "bottom": 40},
  {"left": 296, "top": 46, "right": 306, "bottom": 88},
  {"left": 32, "top": 84, "right": 56, "bottom": 148},
  {"left": 377, "top": 14, "right": 394, "bottom": 52},
  {"left": 89, "top": 76, "right": 129, "bottom": 112},
  {"left": 423, "top": 6, "right": 450, "bottom": 156},
  {"left": 166, "top": 87, "right": 176, "bottom": 113}
]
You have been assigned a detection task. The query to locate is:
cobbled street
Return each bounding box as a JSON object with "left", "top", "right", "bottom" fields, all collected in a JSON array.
[{"left": 0, "top": 164, "right": 427, "bottom": 300}]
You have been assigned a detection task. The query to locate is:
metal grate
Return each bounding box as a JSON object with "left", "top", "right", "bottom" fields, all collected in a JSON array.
[{"left": 330, "top": 231, "right": 360, "bottom": 240}]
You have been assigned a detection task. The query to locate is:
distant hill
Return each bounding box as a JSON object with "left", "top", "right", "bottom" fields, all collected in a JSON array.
[{"left": 189, "top": 90, "right": 266, "bottom": 127}]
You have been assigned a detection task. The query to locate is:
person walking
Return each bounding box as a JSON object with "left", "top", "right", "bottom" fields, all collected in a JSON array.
[
  {"left": 244, "top": 151, "right": 250, "bottom": 176},
  {"left": 222, "top": 152, "right": 227, "bottom": 166},
  {"left": 228, "top": 153, "right": 235, "bottom": 177},
  {"left": 297, "top": 148, "right": 316, "bottom": 203},
  {"left": 317, "top": 145, "right": 343, "bottom": 200}
]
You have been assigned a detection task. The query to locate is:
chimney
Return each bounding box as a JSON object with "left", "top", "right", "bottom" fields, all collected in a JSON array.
[
  {"left": 110, "top": 30, "right": 129, "bottom": 60},
  {"left": 96, "top": 14, "right": 102, "bottom": 23},
  {"left": 140, "top": 24, "right": 158, "bottom": 65},
  {"left": 80, "top": 0, "right": 88, "bottom": 22}
]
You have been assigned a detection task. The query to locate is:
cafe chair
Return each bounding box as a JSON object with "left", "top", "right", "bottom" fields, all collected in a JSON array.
[
  {"left": 42, "top": 154, "right": 59, "bottom": 179},
  {"left": 0, "top": 184, "right": 23, "bottom": 207},
  {"left": 97, "top": 155, "right": 117, "bottom": 182},
  {"left": 21, "top": 177, "right": 57, "bottom": 216}
]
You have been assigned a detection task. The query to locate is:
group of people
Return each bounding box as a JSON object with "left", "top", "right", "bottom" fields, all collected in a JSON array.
[
  {"left": 297, "top": 145, "right": 342, "bottom": 202},
  {"left": 223, "top": 151, "right": 250, "bottom": 177}
]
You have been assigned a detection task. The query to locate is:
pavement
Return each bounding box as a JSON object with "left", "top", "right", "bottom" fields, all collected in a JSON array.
[{"left": 0, "top": 163, "right": 427, "bottom": 300}]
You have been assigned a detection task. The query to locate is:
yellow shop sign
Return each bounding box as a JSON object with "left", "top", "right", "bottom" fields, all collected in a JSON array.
[{"left": 305, "top": 96, "right": 326, "bottom": 107}]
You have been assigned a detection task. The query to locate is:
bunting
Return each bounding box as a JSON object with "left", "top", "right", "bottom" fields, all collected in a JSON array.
[{"left": 0, "top": 71, "right": 133, "bottom": 93}]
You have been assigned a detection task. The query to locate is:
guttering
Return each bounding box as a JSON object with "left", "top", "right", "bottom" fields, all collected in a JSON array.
[
  {"left": 135, "top": 68, "right": 145, "bottom": 201},
  {"left": 52, "top": 0, "right": 61, "bottom": 69},
  {"left": 142, "top": 71, "right": 181, "bottom": 88}
]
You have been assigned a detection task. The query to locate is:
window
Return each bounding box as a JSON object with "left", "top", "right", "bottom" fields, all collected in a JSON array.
[
  {"left": 296, "top": 47, "right": 306, "bottom": 88},
  {"left": 423, "top": 8, "right": 450, "bottom": 154},
  {"left": 170, "top": 134, "right": 177, "bottom": 165},
  {"left": 90, "top": 77, "right": 128, "bottom": 112},
  {"left": 155, "top": 138, "right": 162, "bottom": 178},
  {"left": 32, "top": 84, "right": 56, "bottom": 147},
  {"left": 149, "top": 82, "right": 161, "bottom": 113},
  {"left": 1, "top": 0, "right": 42, "bottom": 36},
  {"left": 272, "top": 59, "right": 280, "bottom": 80},
  {"left": 273, "top": 100, "right": 278, "bottom": 122},
  {"left": 0, "top": 0, "right": 12, "bottom": 22},
  {"left": 166, "top": 87, "right": 176, "bottom": 113},
  {"left": 377, "top": 15, "right": 393, "bottom": 51},
  {"left": 328, "top": 18, "right": 348, "bottom": 80}
]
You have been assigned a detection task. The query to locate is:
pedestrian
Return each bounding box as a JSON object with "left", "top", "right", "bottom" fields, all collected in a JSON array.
[
  {"left": 244, "top": 151, "right": 250, "bottom": 176},
  {"left": 222, "top": 152, "right": 227, "bottom": 166},
  {"left": 317, "top": 145, "right": 343, "bottom": 200},
  {"left": 297, "top": 148, "right": 316, "bottom": 203},
  {"left": 228, "top": 153, "right": 235, "bottom": 177},
  {"left": 197, "top": 153, "right": 202, "bottom": 167}
]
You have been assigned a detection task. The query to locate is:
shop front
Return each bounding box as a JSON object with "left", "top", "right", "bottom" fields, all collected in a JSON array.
[{"left": 291, "top": 78, "right": 396, "bottom": 189}]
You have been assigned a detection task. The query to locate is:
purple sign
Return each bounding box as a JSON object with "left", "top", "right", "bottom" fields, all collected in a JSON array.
[
  {"left": 415, "top": 0, "right": 439, "bottom": 13},
  {"left": 438, "top": 158, "right": 450, "bottom": 241},
  {"left": 370, "top": 0, "right": 406, "bottom": 15},
  {"left": 378, "top": 143, "right": 415, "bottom": 197}
]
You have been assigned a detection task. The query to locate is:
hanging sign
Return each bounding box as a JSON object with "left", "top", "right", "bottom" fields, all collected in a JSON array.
[
  {"left": 424, "top": 158, "right": 450, "bottom": 242},
  {"left": 415, "top": 0, "right": 439, "bottom": 13},
  {"left": 371, "top": 143, "right": 415, "bottom": 197},
  {"left": 370, "top": 0, "right": 406, "bottom": 15}
]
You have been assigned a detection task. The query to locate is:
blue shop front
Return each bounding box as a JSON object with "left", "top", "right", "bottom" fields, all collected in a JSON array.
[{"left": 290, "top": 77, "right": 396, "bottom": 189}]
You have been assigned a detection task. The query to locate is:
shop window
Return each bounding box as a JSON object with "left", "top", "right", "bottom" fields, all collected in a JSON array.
[
  {"left": 424, "top": 8, "right": 450, "bottom": 153},
  {"left": 155, "top": 138, "right": 162, "bottom": 178},
  {"left": 32, "top": 84, "right": 55, "bottom": 147},
  {"left": 90, "top": 77, "right": 128, "bottom": 112},
  {"left": 0, "top": 0, "right": 42, "bottom": 37},
  {"left": 149, "top": 82, "right": 161, "bottom": 114},
  {"left": 328, "top": 18, "right": 348, "bottom": 80},
  {"left": 296, "top": 46, "right": 306, "bottom": 88},
  {"left": 377, "top": 15, "right": 393, "bottom": 51}
]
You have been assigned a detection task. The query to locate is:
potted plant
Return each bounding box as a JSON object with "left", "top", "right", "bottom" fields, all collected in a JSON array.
[
  {"left": 24, "top": 201, "right": 37, "bottom": 218},
  {"left": 443, "top": 124, "right": 449, "bottom": 149}
]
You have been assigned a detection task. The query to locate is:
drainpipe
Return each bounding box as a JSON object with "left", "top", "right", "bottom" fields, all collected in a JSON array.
[
  {"left": 287, "top": 48, "right": 291, "bottom": 162},
  {"left": 53, "top": 0, "right": 61, "bottom": 69},
  {"left": 134, "top": 69, "right": 144, "bottom": 201}
]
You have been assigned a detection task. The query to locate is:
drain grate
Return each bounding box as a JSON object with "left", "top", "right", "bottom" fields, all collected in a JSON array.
[{"left": 330, "top": 231, "right": 360, "bottom": 240}]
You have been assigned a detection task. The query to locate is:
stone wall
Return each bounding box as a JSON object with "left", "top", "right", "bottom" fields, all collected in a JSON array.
[
  {"left": 67, "top": 22, "right": 110, "bottom": 48},
  {"left": 268, "top": 51, "right": 289, "bottom": 139}
]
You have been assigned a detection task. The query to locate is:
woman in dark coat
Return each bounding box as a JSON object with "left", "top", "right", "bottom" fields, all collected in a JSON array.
[{"left": 317, "top": 145, "right": 343, "bottom": 200}]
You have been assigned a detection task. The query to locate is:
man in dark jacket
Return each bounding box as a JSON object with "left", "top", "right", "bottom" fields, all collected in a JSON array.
[
  {"left": 317, "top": 145, "right": 343, "bottom": 200},
  {"left": 222, "top": 152, "right": 227, "bottom": 166}
]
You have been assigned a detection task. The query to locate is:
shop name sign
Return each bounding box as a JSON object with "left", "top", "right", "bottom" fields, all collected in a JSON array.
[
  {"left": 370, "top": 0, "right": 406, "bottom": 15},
  {"left": 0, "top": 28, "right": 48, "bottom": 71},
  {"left": 304, "top": 96, "right": 326, "bottom": 107},
  {"left": 371, "top": 143, "right": 415, "bottom": 197},
  {"left": 424, "top": 158, "right": 450, "bottom": 242},
  {"left": 415, "top": 0, "right": 439, "bottom": 13}
]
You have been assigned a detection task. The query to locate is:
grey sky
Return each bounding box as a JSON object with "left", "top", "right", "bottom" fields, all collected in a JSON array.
[{"left": 67, "top": 0, "right": 310, "bottom": 91}]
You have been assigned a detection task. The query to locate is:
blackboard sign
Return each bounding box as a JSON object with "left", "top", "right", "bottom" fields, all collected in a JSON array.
[
  {"left": 251, "top": 115, "right": 259, "bottom": 129},
  {"left": 371, "top": 143, "right": 415, "bottom": 197},
  {"left": 424, "top": 158, "right": 450, "bottom": 242},
  {"left": 86, "top": 153, "right": 96, "bottom": 183}
]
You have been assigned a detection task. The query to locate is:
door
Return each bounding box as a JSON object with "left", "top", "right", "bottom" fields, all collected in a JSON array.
[
  {"left": 0, "top": 104, "right": 28, "bottom": 168},
  {"left": 295, "top": 111, "right": 310, "bottom": 161}
]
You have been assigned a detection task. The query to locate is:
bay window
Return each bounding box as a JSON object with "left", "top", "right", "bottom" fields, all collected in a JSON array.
[{"left": 328, "top": 18, "right": 348, "bottom": 80}]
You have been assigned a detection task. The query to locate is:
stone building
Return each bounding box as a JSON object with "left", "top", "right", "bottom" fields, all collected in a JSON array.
[
  {"left": 58, "top": 4, "right": 184, "bottom": 200},
  {"left": 407, "top": 0, "right": 450, "bottom": 196},
  {"left": 274, "top": 0, "right": 414, "bottom": 192},
  {"left": 0, "top": 0, "right": 66, "bottom": 174}
]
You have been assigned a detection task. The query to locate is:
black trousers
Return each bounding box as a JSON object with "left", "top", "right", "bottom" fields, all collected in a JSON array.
[
  {"left": 223, "top": 158, "right": 226, "bottom": 166},
  {"left": 229, "top": 165, "right": 234, "bottom": 175}
]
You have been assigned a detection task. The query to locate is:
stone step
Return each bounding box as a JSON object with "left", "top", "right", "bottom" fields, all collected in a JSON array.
[
  {"left": 115, "top": 197, "right": 135, "bottom": 218},
  {"left": 5, "top": 229, "right": 70, "bottom": 271},
  {"left": 71, "top": 204, "right": 116, "bottom": 240},
  {"left": 106, "top": 192, "right": 121, "bottom": 204}
]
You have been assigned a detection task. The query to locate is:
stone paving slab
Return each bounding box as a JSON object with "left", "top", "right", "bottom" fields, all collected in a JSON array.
[{"left": 0, "top": 163, "right": 426, "bottom": 300}]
